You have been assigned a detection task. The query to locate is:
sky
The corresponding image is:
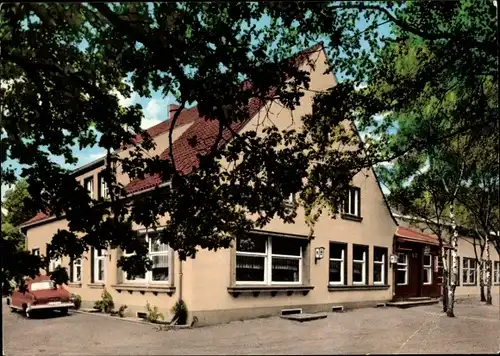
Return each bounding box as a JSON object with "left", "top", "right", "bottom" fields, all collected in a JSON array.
[{"left": 1, "top": 9, "right": 394, "bottom": 200}]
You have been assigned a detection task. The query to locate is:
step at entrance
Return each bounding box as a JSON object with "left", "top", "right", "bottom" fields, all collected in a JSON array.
[
  {"left": 280, "top": 312, "right": 328, "bottom": 322},
  {"left": 386, "top": 298, "right": 439, "bottom": 309},
  {"left": 407, "top": 297, "right": 432, "bottom": 301}
]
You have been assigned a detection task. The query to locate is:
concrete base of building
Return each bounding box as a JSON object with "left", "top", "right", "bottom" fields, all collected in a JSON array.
[
  {"left": 79, "top": 299, "right": 391, "bottom": 327},
  {"left": 188, "top": 299, "right": 391, "bottom": 327}
]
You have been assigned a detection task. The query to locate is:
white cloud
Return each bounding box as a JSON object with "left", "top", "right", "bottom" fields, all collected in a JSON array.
[{"left": 141, "top": 99, "right": 164, "bottom": 129}]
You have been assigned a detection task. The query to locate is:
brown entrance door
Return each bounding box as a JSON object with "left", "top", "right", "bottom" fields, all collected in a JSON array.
[{"left": 395, "top": 251, "right": 422, "bottom": 299}]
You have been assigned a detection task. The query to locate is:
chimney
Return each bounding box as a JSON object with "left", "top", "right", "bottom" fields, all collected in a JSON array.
[{"left": 169, "top": 104, "right": 181, "bottom": 120}]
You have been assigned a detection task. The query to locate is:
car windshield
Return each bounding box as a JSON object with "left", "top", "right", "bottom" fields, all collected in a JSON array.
[{"left": 30, "top": 281, "right": 55, "bottom": 291}]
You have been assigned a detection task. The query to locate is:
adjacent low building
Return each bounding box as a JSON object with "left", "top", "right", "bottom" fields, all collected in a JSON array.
[{"left": 395, "top": 214, "right": 500, "bottom": 300}]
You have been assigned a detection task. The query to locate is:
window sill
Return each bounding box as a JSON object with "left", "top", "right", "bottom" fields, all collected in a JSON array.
[
  {"left": 112, "top": 284, "right": 176, "bottom": 296},
  {"left": 328, "top": 284, "right": 390, "bottom": 292},
  {"left": 227, "top": 285, "right": 314, "bottom": 298},
  {"left": 462, "top": 283, "right": 477, "bottom": 287},
  {"left": 87, "top": 283, "right": 105, "bottom": 289},
  {"left": 341, "top": 214, "right": 363, "bottom": 222},
  {"left": 67, "top": 282, "right": 82, "bottom": 288}
]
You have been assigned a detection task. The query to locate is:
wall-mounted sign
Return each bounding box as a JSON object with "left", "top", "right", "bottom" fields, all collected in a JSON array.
[
  {"left": 390, "top": 254, "right": 398, "bottom": 264},
  {"left": 423, "top": 245, "right": 431, "bottom": 255},
  {"left": 434, "top": 256, "right": 439, "bottom": 272}
]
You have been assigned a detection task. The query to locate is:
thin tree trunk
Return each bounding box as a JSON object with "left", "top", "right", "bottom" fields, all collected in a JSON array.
[
  {"left": 485, "top": 234, "right": 492, "bottom": 305},
  {"left": 479, "top": 260, "right": 486, "bottom": 302},
  {"left": 446, "top": 200, "right": 459, "bottom": 317},
  {"left": 440, "top": 245, "right": 449, "bottom": 312}
]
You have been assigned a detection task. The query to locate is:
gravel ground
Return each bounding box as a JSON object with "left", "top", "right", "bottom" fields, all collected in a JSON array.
[{"left": 3, "top": 298, "right": 500, "bottom": 355}]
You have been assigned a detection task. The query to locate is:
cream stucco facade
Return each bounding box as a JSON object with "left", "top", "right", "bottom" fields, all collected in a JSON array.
[{"left": 23, "top": 47, "right": 399, "bottom": 326}]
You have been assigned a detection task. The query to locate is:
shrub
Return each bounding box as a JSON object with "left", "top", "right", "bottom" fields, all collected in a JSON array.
[
  {"left": 146, "top": 301, "right": 164, "bottom": 323},
  {"left": 93, "top": 288, "right": 114, "bottom": 313},
  {"left": 71, "top": 293, "right": 82, "bottom": 310},
  {"left": 118, "top": 305, "right": 128, "bottom": 318},
  {"left": 171, "top": 299, "right": 188, "bottom": 325}
]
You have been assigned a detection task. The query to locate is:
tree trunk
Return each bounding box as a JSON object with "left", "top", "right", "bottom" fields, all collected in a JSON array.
[
  {"left": 479, "top": 260, "right": 486, "bottom": 302},
  {"left": 446, "top": 200, "right": 459, "bottom": 317},
  {"left": 440, "top": 246, "right": 449, "bottom": 312},
  {"left": 485, "top": 235, "right": 492, "bottom": 305}
]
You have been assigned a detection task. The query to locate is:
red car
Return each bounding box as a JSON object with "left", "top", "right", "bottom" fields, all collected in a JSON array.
[{"left": 7, "top": 275, "right": 74, "bottom": 318}]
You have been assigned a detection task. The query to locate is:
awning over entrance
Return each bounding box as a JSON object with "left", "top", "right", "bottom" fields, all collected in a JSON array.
[{"left": 395, "top": 227, "right": 450, "bottom": 248}]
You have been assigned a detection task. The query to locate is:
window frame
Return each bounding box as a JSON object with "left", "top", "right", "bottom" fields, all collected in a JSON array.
[
  {"left": 373, "top": 246, "right": 387, "bottom": 285},
  {"left": 328, "top": 242, "right": 347, "bottom": 286},
  {"left": 423, "top": 254, "right": 433, "bottom": 285},
  {"left": 122, "top": 230, "right": 170, "bottom": 285},
  {"left": 342, "top": 186, "right": 361, "bottom": 217},
  {"left": 98, "top": 173, "right": 109, "bottom": 199},
  {"left": 71, "top": 258, "right": 82, "bottom": 283},
  {"left": 235, "top": 234, "right": 303, "bottom": 286},
  {"left": 462, "top": 257, "right": 477, "bottom": 285},
  {"left": 84, "top": 177, "right": 94, "bottom": 199},
  {"left": 92, "top": 248, "right": 106, "bottom": 283},
  {"left": 352, "top": 244, "right": 368, "bottom": 285},
  {"left": 493, "top": 261, "right": 500, "bottom": 285},
  {"left": 396, "top": 253, "right": 409, "bottom": 286}
]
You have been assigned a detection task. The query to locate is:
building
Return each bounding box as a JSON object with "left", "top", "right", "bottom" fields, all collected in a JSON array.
[
  {"left": 22, "top": 44, "right": 410, "bottom": 326},
  {"left": 395, "top": 214, "right": 500, "bottom": 300}
]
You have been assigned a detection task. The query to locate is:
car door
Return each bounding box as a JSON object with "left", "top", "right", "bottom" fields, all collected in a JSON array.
[{"left": 11, "top": 288, "right": 21, "bottom": 308}]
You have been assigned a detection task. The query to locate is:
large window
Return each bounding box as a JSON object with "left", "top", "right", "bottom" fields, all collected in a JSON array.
[
  {"left": 373, "top": 247, "right": 387, "bottom": 285},
  {"left": 98, "top": 174, "right": 109, "bottom": 199},
  {"left": 494, "top": 261, "right": 500, "bottom": 285},
  {"left": 71, "top": 258, "right": 82, "bottom": 283},
  {"left": 329, "top": 242, "right": 347, "bottom": 285},
  {"left": 396, "top": 253, "right": 408, "bottom": 285},
  {"left": 235, "top": 234, "right": 303, "bottom": 285},
  {"left": 92, "top": 248, "right": 106, "bottom": 283},
  {"left": 46, "top": 244, "right": 61, "bottom": 273},
  {"left": 423, "top": 254, "right": 433, "bottom": 285},
  {"left": 342, "top": 187, "right": 360, "bottom": 217},
  {"left": 123, "top": 232, "right": 169, "bottom": 283},
  {"left": 84, "top": 177, "right": 94, "bottom": 199},
  {"left": 352, "top": 245, "right": 368, "bottom": 284},
  {"left": 462, "top": 258, "right": 477, "bottom": 285}
]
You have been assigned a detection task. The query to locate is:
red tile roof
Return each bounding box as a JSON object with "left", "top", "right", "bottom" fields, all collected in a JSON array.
[
  {"left": 395, "top": 226, "right": 443, "bottom": 246},
  {"left": 22, "top": 42, "right": 324, "bottom": 227},
  {"left": 22, "top": 211, "right": 51, "bottom": 226}
]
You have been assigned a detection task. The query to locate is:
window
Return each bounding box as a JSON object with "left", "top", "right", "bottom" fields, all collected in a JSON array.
[
  {"left": 31, "top": 248, "right": 40, "bottom": 256},
  {"left": 84, "top": 177, "right": 94, "bottom": 199},
  {"left": 352, "top": 245, "right": 368, "bottom": 284},
  {"left": 46, "top": 244, "right": 61, "bottom": 272},
  {"left": 92, "top": 248, "right": 106, "bottom": 283},
  {"left": 235, "top": 234, "right": 303, "bottom": 284},
  {"left": 494, "top": 261, "right": 500, "bottom": 285},
  {"left": 397, "top": 253, "right": 408, "bottom": 285},
  {"left": 373, "top": 247, "right": 387, "bottom": 285},
  {"left": 329, "top": 242, "right": 346, "bottom": 285},
  {"left": 98, "top": 174, "right": 109, "bottom": 199},
  {"left": 71, "top": 258, "right": 82, "bottom": 283},
  {"left": 123, "top": 232, "right": 169, "bottom": 283},
  {"left": 462, "top": 258, "right": 477, "bottom": 285},
  {"left": 342, "top": 187, "right": 360, "bottom": 217},
  {"left": 423, "top": 254, "right": 432, "bottom": 285},
  {"left": 283, "top": 193, "right": 297, "bottom": 207}
]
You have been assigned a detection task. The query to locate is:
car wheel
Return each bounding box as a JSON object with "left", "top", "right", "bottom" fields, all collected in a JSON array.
[{"left": 60, "top": 308, "right": 68, "bottom": 316}]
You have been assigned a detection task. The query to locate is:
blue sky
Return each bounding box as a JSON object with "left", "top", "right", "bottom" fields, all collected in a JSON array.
[{"left": 1, "top": 11, "right": 394, "bottom": 199}]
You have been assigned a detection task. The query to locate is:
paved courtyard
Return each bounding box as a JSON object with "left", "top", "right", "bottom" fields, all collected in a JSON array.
[{"left": 3, "top": 299, "right": 500, "bottom": 355}]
